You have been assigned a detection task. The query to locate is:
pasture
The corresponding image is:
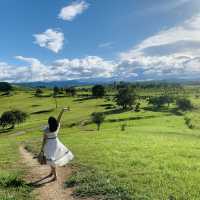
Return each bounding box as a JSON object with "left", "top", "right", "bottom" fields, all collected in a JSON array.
[{"left": 1, "top": 84, "right": 200, "bottom": 199}]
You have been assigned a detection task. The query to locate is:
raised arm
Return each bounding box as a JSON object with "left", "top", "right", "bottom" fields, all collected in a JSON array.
[{"left": 57, "top": 107, "right": 69, "bottom": 124}]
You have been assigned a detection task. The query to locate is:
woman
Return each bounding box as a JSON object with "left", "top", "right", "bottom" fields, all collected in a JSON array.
[{"left": 40, "top": 107, "right": 74, "bottom": 181}]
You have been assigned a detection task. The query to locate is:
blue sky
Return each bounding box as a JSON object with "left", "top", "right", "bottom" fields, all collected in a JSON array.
[{"left": 0, "top": 0, "right": 200, "bottom": 82}]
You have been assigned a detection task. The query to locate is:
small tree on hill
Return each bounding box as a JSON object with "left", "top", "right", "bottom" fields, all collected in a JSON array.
[
  {"left": 92, "top": 85, "right": 105, "bottom": 98},
  {"left": 115, "top": 86, "right": 136, "bottom": 109},
  {"left": 35, "top": 88, "right": 43, "bottom": 97},
  {"left": 176, "top": 98, "right": 193, "bottom": 111},
  {"left": 65, "top": 87, "right": 76, "bottom": 97},
  {"left": 0, "top": 82, "right": 12, "bottom": 94},
  {"left": 0, "top": 110, "right": 28, "bottom": 129},
  {"left": 91, "top": 112, "right": 105, "bottom": 131},
  {"left": 12, "top": 110, "right": 28, "bottom": 125},
  {"left": 53, "top": 86, "right": 60, "bottom": 109},
  {"left": 1, "top": 111, "right": 16, "bottom": 128}
]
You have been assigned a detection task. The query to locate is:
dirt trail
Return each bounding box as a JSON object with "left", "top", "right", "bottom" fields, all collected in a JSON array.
[{"left": 19, "top": 146, "right": 93, "bottom": 200}]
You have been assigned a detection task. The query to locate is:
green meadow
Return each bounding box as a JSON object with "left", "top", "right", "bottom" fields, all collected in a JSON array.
[{"left": 1, "top": 85, "right": 200, "bottom": 199}]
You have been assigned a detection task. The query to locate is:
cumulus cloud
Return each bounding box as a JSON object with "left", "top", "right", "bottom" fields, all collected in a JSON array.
[
  {"left": 33, "top": 29, "right": 64, "bottom": 53},
  {"left": 118, "top": 13, "right": 200, "bottom": 80},
  {"left": 58, "top": 1, "right": 89, "bottom": 21},
  {"left": 0, "top": 56, "right": 116, "bottom": 82}
]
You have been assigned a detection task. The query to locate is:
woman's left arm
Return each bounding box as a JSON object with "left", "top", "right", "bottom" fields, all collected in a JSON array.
[{"left": 57, "top": 107, "right": 69, "bottom": 124}]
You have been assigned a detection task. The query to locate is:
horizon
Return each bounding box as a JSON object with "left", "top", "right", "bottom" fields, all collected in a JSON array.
[{"left": 1, "top": 0, "right": 200, "bottom": 82}]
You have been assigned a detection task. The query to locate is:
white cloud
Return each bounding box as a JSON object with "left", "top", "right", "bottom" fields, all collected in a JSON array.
[
  {"left": 0, "top": 56, "right": 116, "bottom": 82},
  {"left": 33, "top": 29, "right": 64, "bottom": 53},
  {"left": 118, "top": 13, "right": 200, "bottom": 80},
  {"left": 58, "top": 1, "right": 89, "bottom": 21}
]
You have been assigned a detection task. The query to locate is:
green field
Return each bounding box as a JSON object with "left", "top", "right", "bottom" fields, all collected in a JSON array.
[{"left": 1, "top": 86, "right": 200, "bottom": 200}]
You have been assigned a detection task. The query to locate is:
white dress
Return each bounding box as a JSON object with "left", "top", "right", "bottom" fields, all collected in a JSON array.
[{"left": 43, "top": 124, "right": 74, "bottom": 167}]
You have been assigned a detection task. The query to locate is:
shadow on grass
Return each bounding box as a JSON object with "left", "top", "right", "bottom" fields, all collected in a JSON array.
[
  {"left": 106, "top": 115, "right": 156, "bottom": 123},
  {"left": 31, "top": 108, "right": 54, "bottom": 115},
  {"left": 74, "top": 96, "right": 96, "bottom": 102},
  {"left": 0, "top": 127, "right": 13, "bottom": 134},
  {"left": 143, "top": 106, "right": 183, "bottom": 116}
]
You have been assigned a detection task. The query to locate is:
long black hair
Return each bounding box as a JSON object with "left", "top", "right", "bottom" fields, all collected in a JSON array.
[{"left": 48, "top": 116, "right": 58, "bottom": 132}]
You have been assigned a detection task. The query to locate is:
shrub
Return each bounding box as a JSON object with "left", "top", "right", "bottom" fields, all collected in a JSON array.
[{"left": 176, "top": 98, "right": 193, "bottom": 111}]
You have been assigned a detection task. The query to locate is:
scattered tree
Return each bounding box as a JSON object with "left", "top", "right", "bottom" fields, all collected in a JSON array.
[
  {"left": 148, "top": 95, "right": 174, "bottom": 109},
  {"left": 115, "top": 86, "right": 136, "bottom": 109},
  {"left": 53, "top": 86, "right": 59, "bottom": 109},
  {"left": 65, "top": 87, "right": 76, "bottom": 97},
  {"left": 0, "top": 110, "right": 28, "bottom": 129},
  {"left": 0, "top": 82, "right": 12, "bottom": 94},
  {"left": 176, "top": 98, "right": 193, "bottom": 111},
  {"left": 0, "top": 111, "right": 16, "bottom": 128},
  {"left": 35, "top": 88, "right": 43, "bottom": 97},
  {"left": 91, "top": 112, "right": 105, "bottom": 131},
  {"left": 92, "top": 85, "right": 105, "bottom": 98}
]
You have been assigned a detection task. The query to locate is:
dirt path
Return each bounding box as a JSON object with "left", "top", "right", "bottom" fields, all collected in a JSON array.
[{"left": 19, "top": 146, "right": 93, "bottom": 200}]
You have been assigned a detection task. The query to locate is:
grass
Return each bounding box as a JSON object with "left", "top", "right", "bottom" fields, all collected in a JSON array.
[{"left": 1, "top": 87, "right": 200, "bottom": 199}]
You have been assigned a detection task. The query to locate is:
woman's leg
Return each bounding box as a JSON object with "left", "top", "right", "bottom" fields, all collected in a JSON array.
[{"left": 50, "top": 165, "right": 57, "bottom": 181}]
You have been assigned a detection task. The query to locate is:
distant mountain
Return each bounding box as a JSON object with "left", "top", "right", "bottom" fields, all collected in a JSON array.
[
  {"left": 15, "top": 78, "right": 114, "bottom": 88},
  {"left": 14, "top": 77, "right": 200, "bottom": 88}
]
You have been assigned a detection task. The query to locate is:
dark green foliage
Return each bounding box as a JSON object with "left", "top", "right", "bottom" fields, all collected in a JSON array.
[
  {"left": 176, "top": 98, "right": 193, "bottom": 111},
  {"left": 0, "top": 82, "right": 12, "bottom": 93},
  {"left": 35, "top": 88, "right": 43, "bottom": 97},
  {"left": 0, "top": 110, "right": 27, "bottom": 128},
  {"left": 135, "top": 102, "right": 140, "bottom": 112},
  {"left": 115, "top": 86, "right": 136, "bottom": 109},
  {"left": 65, "top": 87, "right": 76, "bottom": 96},
  {"left": 92, "top": 85, "right": 105, "bottom": 98},
  {"left": 53, "top": 86, "right": 59, "bottom": 96},
  {"left": 184, "top": 116, "right": 194, "bottom": 129},
  {"left": 0, "top": 111, "right": 16, "bottom": 128},
  {"left": 91, "top": 112, "right": 105, "bottom": 130},
  {"left": 65, "top": 168, "right": 133, "bottom": 200},
  {"left": 148, "top": 95, "right": 174, "bottom": 108}
]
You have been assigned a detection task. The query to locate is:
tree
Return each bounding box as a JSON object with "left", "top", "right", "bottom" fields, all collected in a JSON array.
[
  {"left": 0, "top": 111, "right": 16, "bottom": 128},
  {"left": 92, "top": 85, "right": 105, "bottom": 98},
  {"left": 115, "top": 86, "right": 136, "bottom": 109},
  {"left": 91, "top": 112, "right": 105, "bottom": 131},
  {"left": 53, "top": 86, "right": 59, "bottom": 109},
  {"left": 12, "top": 110, "right": 28, "bottom": 125},
  {"left": 0, "top": 110, "right": 28, "bottom": 129},
  {"left": 0, "top": 82, "right": 12, "bottom": 93},
  {"left": 65, "top": 87, "right": 76, "bottom": 97},
  {"left": 176, "top": 98, "right": 193, "bottom": 111},
  {"left": 148, "top": 95, "right": 174, "bottom": 109},
  {"left": 35, "top": 88, "right": 43, "bottom": 97}
]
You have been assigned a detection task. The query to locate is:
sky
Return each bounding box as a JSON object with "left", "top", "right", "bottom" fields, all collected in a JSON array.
[{"left": 1, "top": 0, "right": 200, "bottom": 82}]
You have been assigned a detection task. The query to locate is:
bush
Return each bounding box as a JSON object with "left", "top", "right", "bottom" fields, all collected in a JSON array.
[{"left": 176, "top": 98, "right": 193, "bottom": 111}]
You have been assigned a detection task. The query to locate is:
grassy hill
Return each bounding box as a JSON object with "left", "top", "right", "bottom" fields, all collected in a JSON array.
[{"left": 1, "top": 85, "right": 200, "bottom": 199}]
